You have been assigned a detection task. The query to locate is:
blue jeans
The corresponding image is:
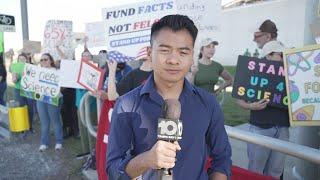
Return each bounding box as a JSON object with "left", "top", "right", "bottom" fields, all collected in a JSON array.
[
  {"left": 37, "top": 100, "right": 63, "bottom": 145},
  {"left": 247, "top": 124, "right": 289, "bottom": 178},
  {"left": 14, "top": 89, "right": 34, "bottom": 129},
  {"left": 0, "top": 82, "right": 6, "bottom": 105}
]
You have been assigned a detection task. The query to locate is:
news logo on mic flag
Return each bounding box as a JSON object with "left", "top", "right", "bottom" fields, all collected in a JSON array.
[{"left": 107, "top": 50, "right": 135, "bottom": 63}]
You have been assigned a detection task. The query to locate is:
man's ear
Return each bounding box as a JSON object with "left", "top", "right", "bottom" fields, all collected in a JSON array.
[{"left": 147, "top": 46, "right": 152, "bottom": 61}]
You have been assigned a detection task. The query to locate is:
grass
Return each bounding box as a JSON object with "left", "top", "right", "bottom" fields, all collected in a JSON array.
[{"left": 221, "top": 92, "right": 249, "bottom": 126}]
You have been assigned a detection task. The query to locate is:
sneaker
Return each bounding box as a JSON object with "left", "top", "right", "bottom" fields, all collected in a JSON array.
[
  {"left": 55, "top": 144, "right": 63, "bottom": 150},
  {"left": 39, "top": 145, "right": 48, "bottom": 152}
]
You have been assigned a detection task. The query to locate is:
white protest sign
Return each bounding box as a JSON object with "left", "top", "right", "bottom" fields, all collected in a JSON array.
[
  {"left": 20, "top": 64, "right": 61, "bottom": 106},
  {"left": 59, "top": 59, "right": 84, "bottom": 89},
  {"left": 42, "top": 20, "right": 74, "bottom": 61},
  {"left": 77, "top": 60, "right": 105, "bottom": 92},
  {"left": 175, "top": 0, "right": 221, "bottom": 34},
  {"left": 85, "top": 21, "right": 107, "bottom": 48},
  {"left": 101, "top": 0, "right": 176, "bottom": 58}
]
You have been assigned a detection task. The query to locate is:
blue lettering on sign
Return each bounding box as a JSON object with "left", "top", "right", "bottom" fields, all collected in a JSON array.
[{"left": 110, "top": 35, "right": 150, "bottom": 47}]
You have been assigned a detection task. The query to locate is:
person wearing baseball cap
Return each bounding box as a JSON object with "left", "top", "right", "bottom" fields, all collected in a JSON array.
[
  {"left": 188, "top": 37, "right": 233, "bottom": 95},
  {"left": 236, "top": 40, "right": 289, "bottom": 179},
  {"left": 254, "top": 19, "right": 278, "bottom": 49}
]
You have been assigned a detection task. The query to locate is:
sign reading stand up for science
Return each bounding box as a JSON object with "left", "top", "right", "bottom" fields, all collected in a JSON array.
[{"left": 232, "top": 56, "right": 288, "bottom": 109}]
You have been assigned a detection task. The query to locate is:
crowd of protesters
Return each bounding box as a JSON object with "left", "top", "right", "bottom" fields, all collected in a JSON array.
[{"left": 0, "top": 16, "right": 289, "bottom": 179}]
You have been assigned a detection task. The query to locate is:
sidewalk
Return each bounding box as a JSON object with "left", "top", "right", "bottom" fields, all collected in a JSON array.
[{"left": 0, "top": 120, "right": 85, "bottom": 179}]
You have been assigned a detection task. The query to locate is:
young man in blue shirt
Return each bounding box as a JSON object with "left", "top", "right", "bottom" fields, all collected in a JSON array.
[{"left": 107, "top": 14, "right": 231, "bottom": 179}]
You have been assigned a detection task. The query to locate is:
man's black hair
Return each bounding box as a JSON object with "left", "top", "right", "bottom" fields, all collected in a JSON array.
[{"left": 150, "top": 14, "right": 198, "bottom": 45}]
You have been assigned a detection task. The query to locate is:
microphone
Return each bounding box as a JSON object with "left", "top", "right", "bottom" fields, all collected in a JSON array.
[{"left": 157, "top": 99, "right": 182, "bottom": 177}]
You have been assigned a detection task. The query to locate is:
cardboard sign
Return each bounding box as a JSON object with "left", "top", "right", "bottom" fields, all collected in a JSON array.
[
  {"left": 20, "top": 64, "right": 60, "bottom": 106},
  {"left": 59, "top": 59, "right": 84, "bottom": 89},
  {"left": 42, "top": 20, "right": 74, "bottom": 60},
  {"left": 232, "top": 56, "right": 288, "bottom": 108},
  {"left": 283, "top": 44, "right": 320, "bottom": 126},
  {"left": 22, "top": 40, "right": 41, "bottom": 54},
  {"left": 85, "top": 21, "right": 107, "bottom": 48},
  {"left": 77, "top": 59, "right": 105, "bottom": 92},
  {"left": 101, "top": 0, "right": 176, "bottom": 58},
  {"left": 0, "top": 14, "right": 15, "bottom": 32},
  {"left": 175, "top": 0, "right": 221, "bottom": 33}
]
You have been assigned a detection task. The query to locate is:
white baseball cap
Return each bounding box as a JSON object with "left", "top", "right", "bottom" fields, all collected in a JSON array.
[
  {"left": 262, "top": 40, "right": 285, "bottom": 57},
  {"left": 199, "top": 38, "right": 219, "bottom": 47}
]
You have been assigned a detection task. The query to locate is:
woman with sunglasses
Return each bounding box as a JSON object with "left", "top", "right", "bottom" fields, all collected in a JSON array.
[
  {"left": 10, "top": 53, "right": 35, "bottom": 133},
  {"left": 37, "top": 53, "right": 63, "bottom": 151}
]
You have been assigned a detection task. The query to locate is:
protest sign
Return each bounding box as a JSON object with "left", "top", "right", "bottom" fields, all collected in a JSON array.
[
  {"left": 232, "top": 56, "right": 288, "bottom": 108},
  {"left": 22, "top": 40, "right": 41, "bottom": 54},
  {"left": 77, "top": 59, "right": 105, "bottom": 92},
  {"left": 59, "top": 59, "right": 84, "bottom": 89},
  {"left": 20, "top": 64, "right": 60, "bottom": 106},
  {"left": 42, "top": 20, "right": 74, "bottom": 60},
  {"left": 101, "top": 0, "right": 176, "bottom": 59},
  {"left": 175, "top": 0, "right": 221, "bottom": 33},
  {"left": 85, "top": 21, "right": 107, "bottom": 48},
  {"left": 283, "top": 44, "right": 320, "bottom": 126}
]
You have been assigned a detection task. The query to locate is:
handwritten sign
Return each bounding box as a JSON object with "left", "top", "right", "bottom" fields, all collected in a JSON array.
[
  {"left": 42, "top": 20, "right": 73, "bottom": 60},
  {"left": 175, "top": 0, "right": 221, "bottom": 33},
  {"left": 20, "top": 64, "right": 60, "bottom": 106},
  {"left": 77, "top": 59, "right": 105, "bottom": 92},
  {"left": 59, "top": 59, "right": 84, "bottom": 89},
  {"left": 283, "top": 44, "right": 320, "bottom": 126},
  {"left": 232, "top": 56, "right": 288, "bottom": 108},
  {"left": 85, "top": 21, "right": 107, "bottom": 48},
  {"left": 22, "top": 40, "right": 41, "bottom": 54},
  {"left": 101, "top": 0, "right": 176, "bottom": 58}
]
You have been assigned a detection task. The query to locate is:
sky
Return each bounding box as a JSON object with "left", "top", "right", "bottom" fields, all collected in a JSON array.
[{"left": 0, "top": 0, "right": 232, "bottom": 52}]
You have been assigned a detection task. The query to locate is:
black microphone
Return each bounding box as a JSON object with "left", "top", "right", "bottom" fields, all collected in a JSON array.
[{"left": 157, "top": 99, "right": 182, "bottom": 178}]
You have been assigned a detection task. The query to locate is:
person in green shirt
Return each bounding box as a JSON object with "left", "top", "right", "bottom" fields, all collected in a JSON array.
[{"left": 188, "top": 38, "right": 233, "bottom": 94}]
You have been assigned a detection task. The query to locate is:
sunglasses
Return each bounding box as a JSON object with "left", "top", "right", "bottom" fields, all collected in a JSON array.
[{"left": 40, "top": 58, "right": 49, "bottom": 62}]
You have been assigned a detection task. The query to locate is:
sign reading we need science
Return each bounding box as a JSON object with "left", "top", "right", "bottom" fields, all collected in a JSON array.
[
  {"left": 101, "top": 0, "right": 176, "bottom": 58},
  {"left": 20, "top": 64, "right": 61, "bottom": 106},
  {"left": 232, "top": 56, "right": 288, "bottom": 108}
]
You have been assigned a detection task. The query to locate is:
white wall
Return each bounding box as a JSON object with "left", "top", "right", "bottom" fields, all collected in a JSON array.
[{"left": 213, "top": 0, "right": 307, "bottom": 65}]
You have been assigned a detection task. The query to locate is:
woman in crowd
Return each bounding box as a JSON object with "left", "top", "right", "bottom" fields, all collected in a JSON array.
[
  {"left": 10, "top": 53, "right": 35, "bottom": 132},
  {"left": 0, "top": 54, "right": 7, "bottom": 105},
  {"left": 188, "top": 38, "right": 233, "bottom": 95},
  {"left": 37, "top": 53, "right": 63, "bottom": 151}
]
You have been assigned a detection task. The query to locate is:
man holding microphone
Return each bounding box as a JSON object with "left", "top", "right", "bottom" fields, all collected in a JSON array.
[{"left": 107, "top": 14, "right": 231, "bottom": 180}]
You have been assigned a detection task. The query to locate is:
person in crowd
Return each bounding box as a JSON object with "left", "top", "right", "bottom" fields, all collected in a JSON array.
[
  {"left": 187, "top": 38, "right": 233, "bottom": 95},
  {"left": 107, "top": 14, "right": 231, "bottom": 179},
  {"left": 253, "top": 19, "right": 280, "bottom": 49},
  {"left": 37, "top": 53, "right": 63, "bottom": 151},
  {"left": 0, "top": 54, "right": 7, "bottom": 105},
  {"left": 94, "top": 46, "right": 152, "bottom": 101},
  {"left": 56, "top": 44, "right": 79, "bottom": 138},
  {"left": 10, "top": 53, "right": 35, "bottom": 132},
  {"left": 236, "top": 40, "right": 289, "bottom": 179}
]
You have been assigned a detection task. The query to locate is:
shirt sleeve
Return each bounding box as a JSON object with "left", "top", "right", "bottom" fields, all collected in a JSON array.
[
  {"left": 206, "top": 97, "right": 232, "bottom": 177},
  {"left": 106, "top": 99, "right": 136, "bottom": 179},
  {"left": 218, "top": 62, "right": 224, "bottom": 75}
]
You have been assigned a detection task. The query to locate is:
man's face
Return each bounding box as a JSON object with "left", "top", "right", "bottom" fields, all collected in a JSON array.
[
  {"left": 150, "top": 28, "right": 194, "bottom": 84},
  {"left": 253, "top": 32, "right": 271, "bottom": 49}
]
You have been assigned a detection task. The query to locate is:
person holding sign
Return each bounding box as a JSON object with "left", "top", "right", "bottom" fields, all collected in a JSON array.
[
  {"left": 236, "top": 40, "right": 289, "bottom": 179},
  {"left": 10, "top": 53, "right": 35, "bottom": 132},
  {"left": 37, "top": 53, "right": 63, "bottom": 152},
  {"left": 188, "top": 38, "right": 233, "bottom": 95}
]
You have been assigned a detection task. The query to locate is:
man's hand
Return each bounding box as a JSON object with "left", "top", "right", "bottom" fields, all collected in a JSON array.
[
  {"left": 146, "top": 140, "right": 181, "bottom": 169},
  {"left": 249, "top": 99, "right": 269, "bottom": 110}
]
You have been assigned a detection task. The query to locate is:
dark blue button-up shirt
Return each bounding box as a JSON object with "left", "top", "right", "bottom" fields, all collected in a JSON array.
[{"left": 107, "top": 75, "right": 232, "bottom": 180}]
